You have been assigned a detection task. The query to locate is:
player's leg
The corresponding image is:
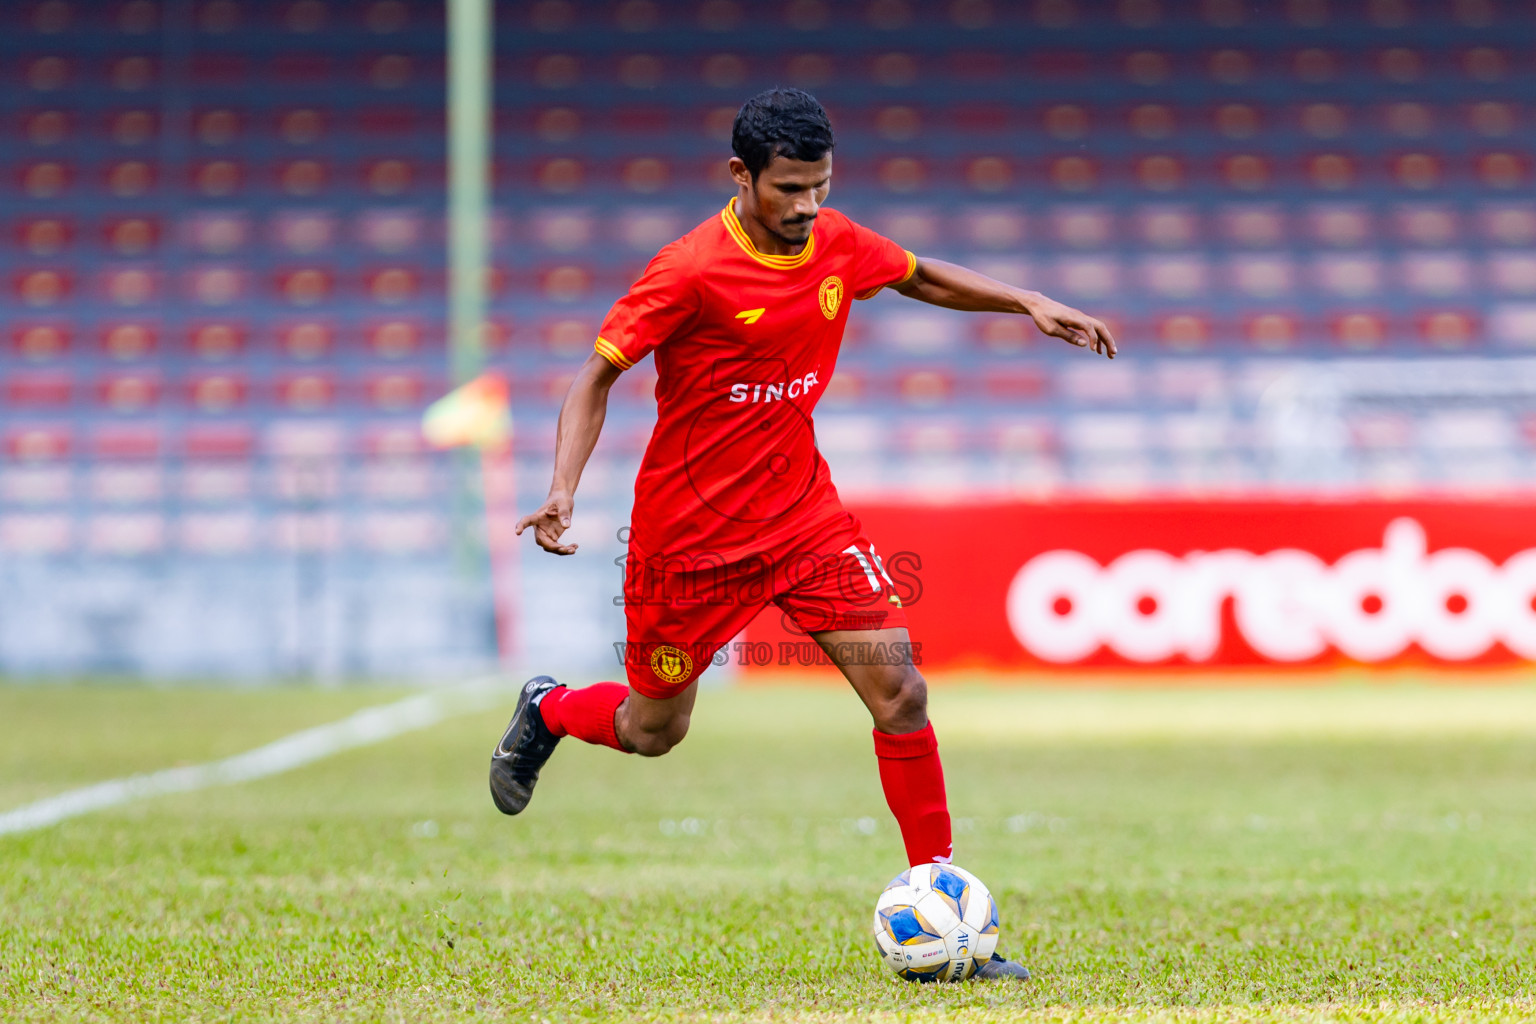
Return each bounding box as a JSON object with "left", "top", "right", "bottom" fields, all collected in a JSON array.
[
  {"left": 811, "top": 625, "right": 951, "bottom": 868},
  {"left": 490, "top": 554, "right": 759, "bottom": 813},
  {"left": 783, "top": 533, "right": 1031, "bottom": 979}
]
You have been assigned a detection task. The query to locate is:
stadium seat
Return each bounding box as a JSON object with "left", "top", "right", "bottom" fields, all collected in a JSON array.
[
  {"left": 13, "top": 324, "right": 70, "bottom": 361},
  {"left": 97, "top": 371, "right": 162, "bottom": 413},
  {"left": 6, "top": 371, "right": 73, "bottom": 408}
]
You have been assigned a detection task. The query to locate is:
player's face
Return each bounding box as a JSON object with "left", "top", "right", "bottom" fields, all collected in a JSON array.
[{"left": 742, "top": 154, "right": 832, "bottom": 246}]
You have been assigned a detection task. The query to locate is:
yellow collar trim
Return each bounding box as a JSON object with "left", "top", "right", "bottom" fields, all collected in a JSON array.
[{"left": 720, "top": 198, "right": 816, "bottom": 270}]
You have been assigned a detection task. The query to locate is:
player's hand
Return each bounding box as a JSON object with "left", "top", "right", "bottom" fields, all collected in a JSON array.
[
  {"left": 1022, "top": 293, "right": 1117, "bottom": 359},
  {"left": 515, "top": 491, "right": 578, "bottom": 555}
]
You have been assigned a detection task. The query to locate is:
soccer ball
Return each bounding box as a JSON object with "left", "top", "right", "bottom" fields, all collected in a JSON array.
[{"left": 872, "top": 863, "right": 999, "bottom": 982}]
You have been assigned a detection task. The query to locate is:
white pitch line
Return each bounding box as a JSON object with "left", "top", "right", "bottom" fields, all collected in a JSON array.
[{"left": 0, "top": 675, "right": 514, "bottom": 837}]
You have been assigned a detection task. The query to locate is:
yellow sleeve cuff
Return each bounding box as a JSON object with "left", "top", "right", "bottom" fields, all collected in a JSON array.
[
  {"left": 594, "top": 337, "right": 634, "bottom": 370},
  {"left": 856, "top": 250, "right": 919, "bottom": 301}
]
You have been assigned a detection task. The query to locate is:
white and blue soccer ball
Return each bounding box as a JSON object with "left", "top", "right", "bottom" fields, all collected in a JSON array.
[{"left": 872, "top": 863, "right": 1000, "bottom": 982}]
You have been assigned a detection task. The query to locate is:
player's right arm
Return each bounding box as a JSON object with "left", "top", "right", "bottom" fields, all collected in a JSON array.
[
  {"left": 516, "top": 240, "right": 699, "bottom": 556},
  {"left": 515, "top": 351, "right": 621, "bottom": 555}
]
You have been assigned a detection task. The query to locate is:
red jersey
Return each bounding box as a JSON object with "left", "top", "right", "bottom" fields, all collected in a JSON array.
[{"left": 595, "top": 199, "right": 916, "bottom": 563}]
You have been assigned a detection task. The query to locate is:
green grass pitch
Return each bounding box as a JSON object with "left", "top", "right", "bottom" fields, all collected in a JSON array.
[{"left": 4, "top": 676, "right": 1536, "bottom": 1022}]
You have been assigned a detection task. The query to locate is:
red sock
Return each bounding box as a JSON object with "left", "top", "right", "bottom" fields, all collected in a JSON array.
[
  {"left": 537, "top": 683, "right": 628, "bottom": 752},
  {"left": 872, "top": 723, "right": 953, "bottom": 867}
]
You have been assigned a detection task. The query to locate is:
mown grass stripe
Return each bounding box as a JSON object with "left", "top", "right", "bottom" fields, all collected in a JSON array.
[{"left": 0, "top": 676, "right": 510, "bottom": 837}]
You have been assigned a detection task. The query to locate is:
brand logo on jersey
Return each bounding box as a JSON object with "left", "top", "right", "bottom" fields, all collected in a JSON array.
[
  {"left": 729, "top": 370, "right": 819, "bottom": 403},
  {"left": 818, "top": 276, "right": 844, "bottom": 320},
  {"left": 734, "top": 307, "right": 766, "bottom": 325},
  {"left": 650, "top": 645, "right": 693, "bottom": 684}
]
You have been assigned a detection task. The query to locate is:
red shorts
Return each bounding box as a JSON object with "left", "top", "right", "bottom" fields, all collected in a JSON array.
[{"left": 621, "top": 513, "right": 909, "bottom": 699}]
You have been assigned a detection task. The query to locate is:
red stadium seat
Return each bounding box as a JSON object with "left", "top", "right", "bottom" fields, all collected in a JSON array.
[
  {"left": 541, "top": 318, "right": 596, "bottom": 357},
  {"left": 1479, "top": 203, "right": 1536, "bottom": 245},
  {"left": 1316, "top": 256, "right": 1384, "bottom": 298},
  {"left": 183, "top": 423, "right": 254, "bottom": 459},
  {"left": 97, "top": 371, "right": 161, "bottom": 412},
  {"left": 363, "top": 157, "right": 418, "bottom": 196},
  {"left": 23, "top": 109, "right": 72, "bottom": 147},
  {"left": 364, "top": 371, "right": 425, "bottom": 411},
  {"left": 13, "top": 323, "right": 70, "bottom": 361},
  {"left": 275, "top": 107, "right": 327, "bottom": 144},
  {"left": 1465, "top": 100, "right": 1515, "bottom": 139},
  {"left": 359, "top": 423, "right": 424, "bottom": 459},
  {"left": 92, "top": 425, "right": 162, "bottom": 461},
  {"left": 357, "top": 105, "right": 421, "bottom": 137},
  {"left": 101, "top": 265, "right": 159, "bottom": 308},
  {"left": 1377, "top": 47, "right": 1425, "bottom": 84},
  {"left": 270, "top": 52, "right": 330, "bottom": 84},
  {"left": 188, "top": 263, "right": 249, "bottom": 309},
  {"left": 186, "top": 212, "right": 251, "bottom": 255},
  {"left": 1134, "top": 205, "right": 1200, "bottom": 247},
  {"left": 190, "top": 53, "right": 249, "bottom": 85},
  {"left": 15, "top": 268, "right": 71, "bottom": 308},
  {"left": 16, "top": 217, "right": 73, "bottom": 256},
  {"left": 1219, "top": 153, "right": 1271, "bottom": 192},
  {"left": 1401, "top": 252, "right": 1471, "bottom": 297},
  {"left": 107, "top": 108, "right": 157, "bottom": 145},
  {"left": 7, "top": 372, "right": 72, "bottom": 407},
  {"left": 1418, "top": 310, "right": 1479, "bottom": 351},
  {"left": 187, "top": 371, "right": 248, "bottom": 412},
  {"left": 1156, "top": 313, "right": 1212, "bottom": 352},
  {"left": 1212, "top": 103, "right": 1263, "bottom": 141},
  {"left": 1143, "top": 257, "right": 1210, "bottom": 300},
  {"left": 20, "top": 160, "right": 72, "bottom": 199},
  {"left": 1126, "top": 103, "right": 1178, "bottom": 141},
  {"left": 280, "top": 321, "right": 333, "bottom": 361},
  {"left": 896, "top": 369, "right": 955, "bottom": 407},
  {"left": 357, "top": 210, "right": 422, "bottom": 254},
  {"left": 1307, "top": 204, "right": 1372, "bottom": 247},
  {"left": 1391, "top": 152, "right": 1443, "bottom": 191},
  {"left": 1230, "top": 255, "right": 1296, "bottom": 300},
  {"left": 1330, "top": 311, "right": 1392, "bottom": 351},
  {"left": 366, "top": 266, "right": 422, "bottom": 305},
  {"left": 1049, "top": 155, "right": 1098, "bottom": 193},
  {"left": 26, "top": 55, "right": 73, "bottom": 91},
  {"left": 1306, "top": 153, "right": 1356, "bottom": 191},
  {"left": 1476, "top": 151, "right": 1528, "bottom": 190},
  {"left": 615, "top": 53, "right": 669, "bottom": 91},
  {"left": 276, "top": 372, "right": 338, "bottom": 411},
  {"left": 108, "top": 55, "right": 157, "bottom": 91},
  {"left": 878, "top": 157, "right": 928, "bottom": 194},
  {"left": 6, "top": 424, "right": 71, "bottom": 461},
  {"left": 1219, "top": 204, "right": 1286, "bottom": 247},
  {"left": 188, "top": 322, "right": 245, "bottom": 360},
  {"left": 193, "top": 107, "right": 243, "bottom": 145},
  {"left": 1135, "top": 154, "right": 1185, "bottom": 193},
  {"left": 1243, "top": 312, "right": 1302, "bottom": 352},
  {"left": 538, "top": 264, "right": 592, "bottom": 302},
  {"left": 1394, "top": 204, "right": 1461, "bottom": 246},
  {"left": 276, "top": 267, "right": 333, "bottom": 306},
  {"left": 982, "top": 367, "right": 1049, "bottom": 401},
  {"left": 1487, "top": 253, "right": 1536, "bottom": 295},
  {"left": 103, "top": 217, "right": 159, "bottom": 256},
  {"left": 101, "top": 322, "right": 156, "bottom": 360},
  {"left": 192, "top": 158, "right": 243, "bottom": 197},
  {"left": 1050, "top": 206, "right": 1114, "bottom": 248},
  {"left": 367, "top": 319, "right": 423, "bottom": 359},
  {"left": 277, "top": 158, "right": 329, "bottom": 196}
]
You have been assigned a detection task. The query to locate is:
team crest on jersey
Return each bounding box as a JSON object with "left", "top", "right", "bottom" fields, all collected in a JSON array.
[
  {"left": 818, "top": 276, "right": 844, "bottom": 320},
  {"left": 650, "top": 644, "right": 693, "bottom": 685}
]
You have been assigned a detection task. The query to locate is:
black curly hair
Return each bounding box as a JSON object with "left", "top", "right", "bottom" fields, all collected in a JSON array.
[{"left": 731, "top": 88, "right": 835, "bottom": 179}]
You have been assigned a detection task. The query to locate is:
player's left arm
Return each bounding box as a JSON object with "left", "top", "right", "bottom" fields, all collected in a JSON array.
[{"left": 893, "top": 257, "right": 1116, "bottom": 359}]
